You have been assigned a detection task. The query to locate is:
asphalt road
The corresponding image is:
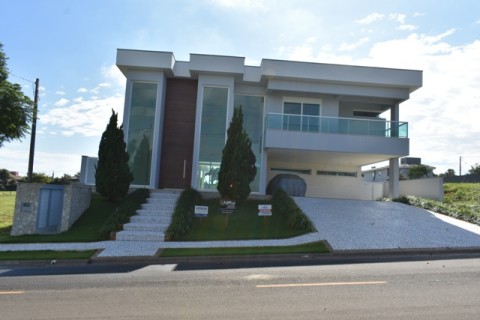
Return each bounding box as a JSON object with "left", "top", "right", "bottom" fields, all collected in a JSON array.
[{"left": 1, "top": 257, "right": 479, "bottom": 319}]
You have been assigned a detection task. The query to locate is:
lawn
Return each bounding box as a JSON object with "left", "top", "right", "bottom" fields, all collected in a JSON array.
[
  {"left": 0, "top": 191, "right": 16, "bottom": 237},
  {"left": 0, "top": 250, "right": 97, "bottom": 260},
  {"left": 175, "top": 197, "right": 311, "bottom": 241},
  {"left": 159, "top": 241, "right": 330, "bottom": 257}
]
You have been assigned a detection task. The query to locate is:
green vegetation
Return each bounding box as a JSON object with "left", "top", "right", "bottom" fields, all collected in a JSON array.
[
  {"left": 0, "top": 43, "right": 33, "bottom": 148},
  {"left": 393, "top": 183, "right": 480, "bottom": 226},
  {"left": 164, "top": 188, "right": 202, "bottom": 241},
  {"left": 0, "top": 189, "right": 149, "bottom": 243},
  {"left": 159, "top": 241, "right": 330, "bottom": 257},
  {"left": 100, "top": 188, "right": 150, "bottom": 237},
  {"left": 0, "top": 191, "right": 15, "bottom": 236},
  {"left": 169, "top": 189, "right": 314, "bottom": 242},
  {"left": 272, "top": 188, "right": 315, "bottom": 231},
  {"left": 0, "top": 250, "right": 96, "bottom": 261},
  {"left": 96, "top": 110, "right": 133, "bottom": 202},
  {"left": 217, "top": 106, "right": 257, "bottom": 203}
]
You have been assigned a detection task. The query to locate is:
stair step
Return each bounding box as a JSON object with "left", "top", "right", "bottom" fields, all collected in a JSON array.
[
  {"left": 136, "top": 209, "right": 174, "bottom": 216},
  {"left": 113, "top": 190, "right": 181, "bottom": 242},
  {"left": 123, "top": 223, "right": 168, "bottom": 232},
  {"left": 116, "top": 230, "right": 165, "bottom": 242},
  {"left": 130, "top": 215, "right": 171, "bottom": 224},
  {"left": 142, "top": 203, "right": 176, "bottom": 210}
]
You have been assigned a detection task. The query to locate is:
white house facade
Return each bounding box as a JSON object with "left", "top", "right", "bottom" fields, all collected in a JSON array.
[{"left": 115, "top": 49, "right": 422, "bottom": 200}]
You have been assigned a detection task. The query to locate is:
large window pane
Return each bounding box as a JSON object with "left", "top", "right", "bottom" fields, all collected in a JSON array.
[
  {"left": 127, "top": 82, "right": 157, "bottom": 185},
  {"left": 234, "top": 95, "right": 264, "bottom": 192},
  {"left": 197, "top": 87, "right": 228, "bottom": 190}
]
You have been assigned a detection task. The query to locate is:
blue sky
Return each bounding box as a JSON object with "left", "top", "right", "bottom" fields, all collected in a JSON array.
[{"left": 1, "top": 0, "right": 479, "bottom": 176}]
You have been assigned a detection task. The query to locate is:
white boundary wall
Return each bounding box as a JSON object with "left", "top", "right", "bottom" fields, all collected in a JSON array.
[{"left": 383, "top": 177, "right": 444, "bottom": 201}]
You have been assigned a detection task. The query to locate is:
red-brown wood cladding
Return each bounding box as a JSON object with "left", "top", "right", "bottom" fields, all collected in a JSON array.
[{"left": 159, "top": 78, "right": 198, "bottom": 189}]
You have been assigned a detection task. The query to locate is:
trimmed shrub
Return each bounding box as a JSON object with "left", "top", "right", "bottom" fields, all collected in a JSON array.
[
  {"left": 164, "top": 188, "right": 202, "bottom": 241},
  {"left": 100, "top": 188, "right": 150, "bottom": 238},
  {"left": 272, "top": 188, "right": 315, "bottom": 231},
  {"left": 392, "top": 195, "right": 480, "bottom": 226}
]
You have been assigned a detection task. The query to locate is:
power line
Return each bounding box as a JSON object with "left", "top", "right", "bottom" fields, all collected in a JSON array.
[{"left": 9, "top": 73, "right": 35, "bottom": 84}]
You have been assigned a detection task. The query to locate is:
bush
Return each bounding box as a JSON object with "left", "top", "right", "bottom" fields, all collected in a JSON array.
[
  {"left": 164, "top": 188, "right": 202, "bottom": 241},
  {"left": 100, "top": 188, "right": 150, "bottom": 238},
  {"left": 393, "top": 195, "right": 480, "bottom": 226},
  {"left": 272, "top": 188, "right": 315, "bottom": 231},
  {"left": 392, "top": 195, "right": 410, "bottom": 204}
]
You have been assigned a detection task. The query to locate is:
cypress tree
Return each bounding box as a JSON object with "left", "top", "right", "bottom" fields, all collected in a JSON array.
[
  {"left": 217, "top": 106, "right": 257, "bottom": 204},
  {"left": 95, "top": 110, "right": 133, "bottom": 202}
]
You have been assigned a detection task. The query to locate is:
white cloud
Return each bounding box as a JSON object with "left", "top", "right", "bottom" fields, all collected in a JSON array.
[
  {"left": 338, "top": 37, "right": 369, "bottom": 52},
  {"left": 365, "top": 34, "right": 480, "bottom": 173},
  {"left": 209, "top": 0, "right": 267, "bottom": 11},
  {"left": 389, "top": 13, "right": 406, "bottom": 24},
  {"left": 101, "top": 64, "right": 125, "bottom": 88},
  {"left": 0, "top": 143, "right": 83, "bottom": 176},
  {"left": 77, "top": 88, "right": 88, "bottom": 93},
  {"left": 61, "top": 131, "right": 75, "bottom": 137},
  {"left": 56, "top": 90, "right": 66, "bottom": 95},
  {"left": 54, "top": 98, "right": 69, "bottom": 107},
  {"left": 40, "top": 94, "right": 124, "bottom": 137},
  {"left": 398, "top": 24, "right": 417, "bottom": 31},
  {"left": 356, "top": 13, "right": 385, "bottom": 24}
]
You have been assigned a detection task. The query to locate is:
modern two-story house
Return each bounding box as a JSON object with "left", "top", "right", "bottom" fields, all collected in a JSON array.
[{"left": 114, "top": 49, "right": 422, "bottom": 200}]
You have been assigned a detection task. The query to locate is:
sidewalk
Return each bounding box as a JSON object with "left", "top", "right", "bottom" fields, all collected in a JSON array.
[{"left": 1, "top": 199, "right": 480, "bottom": 258}]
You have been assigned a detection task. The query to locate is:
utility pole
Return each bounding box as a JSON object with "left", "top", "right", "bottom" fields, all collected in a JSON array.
[{"left": 27, "top": 78, "right": 39, "bottom": 182}]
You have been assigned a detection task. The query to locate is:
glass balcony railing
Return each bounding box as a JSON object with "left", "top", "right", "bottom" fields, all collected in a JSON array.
[{"left": 266, "top": 113, "right": 408, "bottom": 138}]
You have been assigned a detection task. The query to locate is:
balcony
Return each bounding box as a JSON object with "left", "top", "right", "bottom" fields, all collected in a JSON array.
[
  {"left": 266, "top": 113, "right": 408, "bottom": 138},
  {"left": 264, "top": 113, "right": 409, "bottom": 157}
]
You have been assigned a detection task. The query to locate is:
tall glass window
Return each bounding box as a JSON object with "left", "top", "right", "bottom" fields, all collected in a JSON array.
[
  {"left": 127, "top": 82, "right": 157, "bottom": 185},
  {"left": 234, "top": 95, "right": 264, "bottom": 192},
  {"left": 197, "top": 87, "right": 228, "bottom": 190}
]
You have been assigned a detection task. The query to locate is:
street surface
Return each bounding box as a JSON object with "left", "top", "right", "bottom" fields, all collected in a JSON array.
[{"left": 1, "top": 257, "right": 479, "bottom": 319}]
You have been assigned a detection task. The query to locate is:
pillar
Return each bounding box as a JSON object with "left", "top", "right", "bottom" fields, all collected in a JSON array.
[{"left": 389, "top": 157, "right": 400, "bottom": 199}]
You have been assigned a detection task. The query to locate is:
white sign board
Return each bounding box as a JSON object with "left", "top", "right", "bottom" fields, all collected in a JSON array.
[
  {"left": 258, "top": 204, "right": 272, "bottom": 216},
  {"left": 194, "top": 205, "right": 209, "bottom": 217}
]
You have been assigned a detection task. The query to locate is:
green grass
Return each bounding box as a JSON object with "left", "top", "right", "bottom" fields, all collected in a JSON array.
[
  {"left": 175, "top": 198, "right": 310, "bottom": 241},
  {"left": 0, "top": 191, "right": 16, "bottom": 237},
  {"left": 0, "top": 193, "right": 120, "bottom": 243},
  {"left": 159, "top": 241, "right": 330, "bottom": 257},
  {"left": 0, "top": 250, "right": 96, "bottom": 261},
  {"left": 396, "top": 183, "right": 480, "bottom": 226}
]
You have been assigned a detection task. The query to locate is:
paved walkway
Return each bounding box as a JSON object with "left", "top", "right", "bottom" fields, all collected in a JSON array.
[{"left": 1, "top": 198, "right": 480, "bottom": 257}]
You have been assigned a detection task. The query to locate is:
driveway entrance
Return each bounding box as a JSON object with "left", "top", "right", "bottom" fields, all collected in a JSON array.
[{"left": 294, "top": 197, "right": 480, "bottom": 251}]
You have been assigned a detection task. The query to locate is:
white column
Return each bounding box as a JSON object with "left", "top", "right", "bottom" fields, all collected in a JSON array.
[{"left": 389, "top": 157, "right": 400, "bottom": 199}]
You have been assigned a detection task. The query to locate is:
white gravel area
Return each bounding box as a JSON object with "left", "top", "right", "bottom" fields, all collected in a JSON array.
[
  {"left": 1, "top": 198, "right": 480, "bottom": 257},
  {"left": 294, "top": 197, "right": 480, "bottom": 251}
]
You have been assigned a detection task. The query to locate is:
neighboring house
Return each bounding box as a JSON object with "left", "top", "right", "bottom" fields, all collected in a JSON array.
[
  {"left": 362, "top": 157, "right": 435, "bottom": 182},
  {"left": 87, "top": 49, "right": 422, "bottom": 200}
]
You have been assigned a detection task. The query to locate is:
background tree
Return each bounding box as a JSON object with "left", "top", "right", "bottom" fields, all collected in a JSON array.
[
  {"left": 0, "top": 43, "right": 33, "bottom": 147},
  {"left": 95, "top": 110, "right": 133, "bottom": 202},
  {"left": 407, "top": 164, "right": 432, "bottom": 179},
  {"left": 468, "top": 163, "right": 480, "bottom": 175},
  {"left": 20, "top": 172, "right": 52, "bottom": 184},
  {"left": 440, "top": 168, "right": 456, "bottom": 177},
  {"left": 0, "top": 169, "right": 15, "bottom": 190},
  {"left": 217, "top": 106, "right": 257, "bottom": 204}
]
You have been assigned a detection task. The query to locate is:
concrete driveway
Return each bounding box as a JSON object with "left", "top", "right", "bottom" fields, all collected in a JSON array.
[{"left": 294, "top": 197, "right": 480, "bottom": 251}]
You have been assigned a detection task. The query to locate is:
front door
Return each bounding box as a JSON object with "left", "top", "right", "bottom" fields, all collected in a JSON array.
[{"left": 159, "top": 78, "right": 198, "bottom": 189}]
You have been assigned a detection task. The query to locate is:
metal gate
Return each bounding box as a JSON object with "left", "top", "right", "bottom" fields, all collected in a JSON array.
[{"left": 36, "top": 185, "right": 64, "bottom": 233}]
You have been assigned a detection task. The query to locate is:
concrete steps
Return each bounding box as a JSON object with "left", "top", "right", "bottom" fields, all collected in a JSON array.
[{"left": 115, "top": 190, "right": 181, "bottom": 242}]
